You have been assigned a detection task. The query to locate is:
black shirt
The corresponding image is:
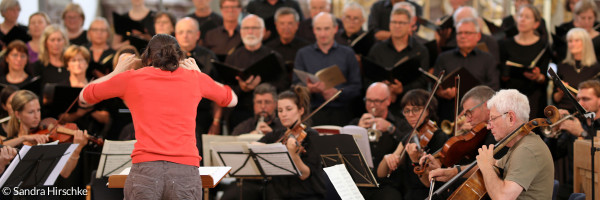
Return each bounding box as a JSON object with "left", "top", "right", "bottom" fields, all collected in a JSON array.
[
  {"left": 265, "top": 36, "right": 310, "bottom": 64},
  {"left": 367, "top": 0, "right": 422, "bottom": 33},
  {"left": 335, "top": 29, "right": 363, "bottom": 46},
  {"left": 434, "top": 48, "right": 500, "bottom": 90},
  {"left": 187, "top": 12, "right": 223, "bottom": 40},
  {"left": 0, "top": 74, "right": 33, "bottom": 89},
  {"left": 246, "top": 0, "right": 304, "bottom": 41},
  {"left": 500, "top": 16, "right": 548, "bottom": 40},
  {"left": 257, "top": 127, "right": 326, "bottom": 199},
  {"left": 367, "top": 37, "right": 430, "bottom": 88},
  {"left": 69, "top": 30, "right": 89, "bottom": 45},
  {"left": 555, "top": 61, "right": 600, "bottom": 111},
  {"left": 0, "top": 24, "right": 31, "bottom": 49},
  {"left": 86, "top": 46, "right": 116, "bottom": 79},
  {"left": 32, "top": 61, "right": 70, "bottom": 89},
  {"left": 203, "top": 26, "right": 242, "bottom": 59}
]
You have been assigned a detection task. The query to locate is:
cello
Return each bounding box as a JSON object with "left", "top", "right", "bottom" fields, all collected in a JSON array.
[{"left": 429, "top": 105, "right": 559, "bottom": 200}]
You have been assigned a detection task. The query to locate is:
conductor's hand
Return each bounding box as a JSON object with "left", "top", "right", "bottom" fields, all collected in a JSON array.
[
  {"left": 236, "top": 75, "right": 261, "bottom": 92},
  {"left": 114, "top": 54, "right": 139, "bottom": 73},
  {"left": 179, "top": 58, "right": 201, "bottom": 72}
]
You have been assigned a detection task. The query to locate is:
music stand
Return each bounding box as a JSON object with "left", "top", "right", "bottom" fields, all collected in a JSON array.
[
  {"left": 549, "top": 68, "right": 600, "bottom": 200},
  {"left": 0, "top": 143, "right": 78, "bottom": 188},
  {"left": 313, "top": 134, "right": 379, "bottom": 188},
  {"left": 215, "top": 144, "right": 300, "bottom": 200}
]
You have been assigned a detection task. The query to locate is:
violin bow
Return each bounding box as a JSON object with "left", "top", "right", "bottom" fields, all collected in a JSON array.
[
  {"left": 397, "top": 70, "right": 444, "bottom": 162},
  {"left": 453, "top": 75, "right": 460, "bottom": 136}
]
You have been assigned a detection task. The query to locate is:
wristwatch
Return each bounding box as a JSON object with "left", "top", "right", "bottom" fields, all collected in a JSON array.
[{"left": 387, "top": 124, "right": 395, "bottom": 133}]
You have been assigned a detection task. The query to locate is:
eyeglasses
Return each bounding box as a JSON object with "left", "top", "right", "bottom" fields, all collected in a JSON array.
[
  {"left": 89, "top": 28, "right": 108, "bottom": 33},
  {"left": 487, "top": 112, "right": 508, "bottom": 124},
  {"left": 364, "top": 97, "right": 388, "bottom": 105},
  {"left": 221, "top": 6, "right": 240, "bottom": 10},
  {"left": 241, "top": 26, "right": 262, "bottom": 31},
  {"left": 457, "top": 31, "right": 478, "bottom": 36},
  {"left": 464, "top": 101, "right": 485, "bottom": 118},
  {"left": 343, "top": 16, "right": 362, "bottom": 22},
  {"left": 402, "top": 107, "right": 423, "bottom": 116},
  {"left": 8, "top": 53, "right": 27, "bottom": 59},
  {"left": 390, "top": 21, "right": 410, "bottom": 25}
]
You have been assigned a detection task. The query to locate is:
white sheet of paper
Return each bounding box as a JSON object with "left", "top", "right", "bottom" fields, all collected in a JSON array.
[
  {"left": 323, "top": 164, "right": 365, "bottom": 200},
  {"left": 341, "top": 125, "right": 373, "bottom": 168},
  {"left": 199, "top": 166, "right": 232, "bottom": 185},
  {"left": 44, "top": 144, "right": 79, "bottom": 185},
  {"left": 247, "top": 143, "right": 300, "bottom": 176},
  {"left": 96, "top": 140, "right": 136, "bottom": 178}
]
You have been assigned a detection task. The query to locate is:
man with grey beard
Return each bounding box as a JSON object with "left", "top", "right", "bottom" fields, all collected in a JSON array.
[{"left": 224, "top": 14, "right": 288, "bottom": 130}]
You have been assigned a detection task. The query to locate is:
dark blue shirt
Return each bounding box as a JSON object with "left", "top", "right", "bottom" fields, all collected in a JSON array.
[{"left": 294, "top": 42, "right": 361, "bottom": 108}]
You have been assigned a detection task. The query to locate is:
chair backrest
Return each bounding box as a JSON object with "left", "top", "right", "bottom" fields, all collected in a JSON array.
[
  {"left": 568, "top": 193, "right": 586, "bottom": 200},
  {"left": 313, "top": 125, "right": 342, "bottom": 135},
  {"left": 340, "top": 125, "right": 373, "bottom": 168}
]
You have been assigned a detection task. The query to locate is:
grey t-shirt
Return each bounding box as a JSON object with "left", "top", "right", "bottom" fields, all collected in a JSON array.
[{"left": 497, "top": 133, "right": 554, "bottom": 200}]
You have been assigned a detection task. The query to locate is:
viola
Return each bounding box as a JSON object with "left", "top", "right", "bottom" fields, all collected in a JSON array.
[
  {"left": 430, "top": 105, "right": 559, "bottom": 200},
  {"left": 414, "top": 122, "right": 488, "bottom": 175},
  {"left": 30, "top": 118, "right": 104, "bottom": 146}
]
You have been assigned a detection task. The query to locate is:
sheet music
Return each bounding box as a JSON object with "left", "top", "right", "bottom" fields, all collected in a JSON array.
[
  {"left": 202, "top": 135, "right": 238, "bottom": 166},
  {"left": 293, "top": 69, "right": 320, "bottom": 85},
  {"left": 0, "top": 145, "right": 31, "bottom": 187},
  {"left": 45, "top": 144, "right": 78, "bottom": 185},
  {"left": 200, "top": 166, "right": 231, "bottom": 185},
  {"left": 212, "top": 142, "right": 260, "bottom": 176},
  {"left": 96, "top": 140, "right": 136, "bottom": 178},
  {"left": 247, "top": 143, "right": 299, "bottom": 176},
  {"left": 341, "top": 126, "right": 373, "bottom": 168},
  {"left": 323, "top": 164, "right": 365, "bottom": 200}
]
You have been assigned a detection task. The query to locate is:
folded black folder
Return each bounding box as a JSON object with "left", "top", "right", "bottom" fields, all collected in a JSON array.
[
  {"left": 43, "top": 85, "right": 82, "bottom": 118},
  {"left": 361, "top": 54, "right": 422, "bottom": 84},
  {"left": 416, "top": 16, "right": 454, "bottom": 31},
  {"left": 21, "top": 75, "right": 42, "bottom": 95},
  {"left": 212, "top": 53, "right": 283, "bottom": 85},
  {"left": 350, "top": 30, "right": 375, "bottom": 56}
]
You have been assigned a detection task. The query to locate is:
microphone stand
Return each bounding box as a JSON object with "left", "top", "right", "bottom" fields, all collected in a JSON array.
[{"left": 549, "top": 68, "right": 599, "bottom": 200}]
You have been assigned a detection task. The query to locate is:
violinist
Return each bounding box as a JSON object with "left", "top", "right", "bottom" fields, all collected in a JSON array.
[
  {"left": 430, "top": 89, "right": 554, "bottom": 200},
  {"left": 255, "top": 85, "right": 327, "bottom": 199},
  {"left": 4, "top": 90, "right": 89, "bottom": 180},
  {"left": 376, "top": 89, "right": 447, "bottom": 200},
  {"left": 349, "top": 82, "right": 405, "bottom": 199},
  {"left": 419, "top": 86, "right": 507, "bottom": 188}
]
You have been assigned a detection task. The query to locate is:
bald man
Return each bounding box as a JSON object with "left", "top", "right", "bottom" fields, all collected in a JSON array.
[
  {"left": 348, "top": 82, "right": 407, "bottom": 199},
  {"left": 294, "top": 12, "right": 361, "bottom": 126},
  {"left": 296, "top": 0, "right": 343, "bottom": 43}
]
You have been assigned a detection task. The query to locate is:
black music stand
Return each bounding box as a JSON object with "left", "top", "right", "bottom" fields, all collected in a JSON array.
[
  {"left": 0, "top": 143, "right": 75, "bottom": 188},
  {"left": 313, "top": 134, "right": 379, "bottom": 188},
  {"left": 216, "top": 148, "right": 300, "bottom": 200},
  {"left": 549, "top": 68, "right": 600, "bottom": 200}
]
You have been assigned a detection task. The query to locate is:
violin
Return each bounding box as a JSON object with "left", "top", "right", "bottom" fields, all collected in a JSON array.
[
  {"left": 414, "top": 121, "right": 488, "bottom": 175},
  {"left": 276, "top": 90, "right": 342, "bottom": 147},
  {"left": 29, "top": 118, "right": 104, "bottom": 146},
  {"left": 430, "top": 105, "right": 559, "bottom": 200}
]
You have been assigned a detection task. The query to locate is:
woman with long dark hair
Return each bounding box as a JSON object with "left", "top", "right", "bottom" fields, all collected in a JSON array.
[{"left": 80, "top": 34, "right": 237, "bottom": 199}]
